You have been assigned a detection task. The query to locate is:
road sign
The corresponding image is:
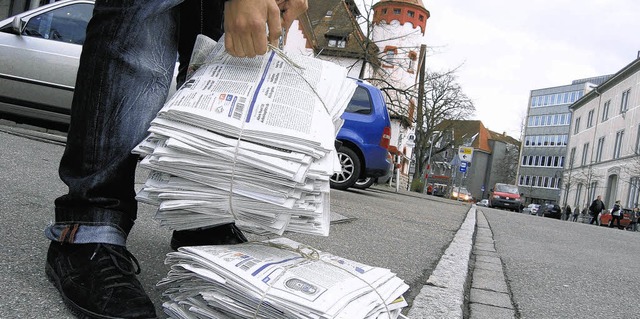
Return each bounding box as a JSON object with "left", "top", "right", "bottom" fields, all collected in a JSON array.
[
  {"left": 458, "top": 146, "right": 474, "bottom": 162},
  {"left": 459, "top": 161, "right": 467, "bottom": 172}
]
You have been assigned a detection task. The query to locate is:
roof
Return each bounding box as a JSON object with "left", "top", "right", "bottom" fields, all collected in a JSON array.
[
  {"left": 571, "top": 57, "right": 640, "bottom": 111},
  {"left": 298, "top": 0, "right": 380, "bottom": 63},
  {"left": 434, "top": 119, "right": 520, "bottom": 153}
]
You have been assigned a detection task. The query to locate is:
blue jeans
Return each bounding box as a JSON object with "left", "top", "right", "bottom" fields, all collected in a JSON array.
[{"left": 46, "top": 0, "right": 224, "bottom": 246}]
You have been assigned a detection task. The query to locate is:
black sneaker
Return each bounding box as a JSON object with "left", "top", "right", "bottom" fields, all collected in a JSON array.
[
  {"left": 45, "top": 242, "right": 157, "bottom": 319},
  {"left": 170, "top": 223, "right": 248, "bottom": 250}
]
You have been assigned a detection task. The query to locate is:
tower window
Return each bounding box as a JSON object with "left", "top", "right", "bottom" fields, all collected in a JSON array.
[
  {"left": 408, "top": 11, "right": 415, "bottom": 18},
  {"left": 382, "top": 8, "right": 387, "bottom": 14},
  {"left": 393, "top": 8, "right": 401, "bottom": 14},
  {"left": 419, "top": 15, "right": 424, "bottom": 21}
]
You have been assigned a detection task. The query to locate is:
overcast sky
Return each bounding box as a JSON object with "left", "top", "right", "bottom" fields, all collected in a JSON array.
[{"left": 420, "top": 0, "right": 640, "bottom": 138}]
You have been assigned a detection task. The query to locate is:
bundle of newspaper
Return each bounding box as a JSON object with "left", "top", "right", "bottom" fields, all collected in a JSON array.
[
  {"left": 133, "top": 35, "right": 357, "bottom": 236},
  {"left": 159, "top": 237, "right": 410, "bottom": 319}
]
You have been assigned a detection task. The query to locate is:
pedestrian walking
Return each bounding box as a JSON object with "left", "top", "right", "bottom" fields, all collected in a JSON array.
[
  {"left": 609, "top": 200, "right": 623, "bottom": 229},
  {"left": 43, "top": 1, "right": 309, "bottom": 318},
  {"left": 563, "top": 205, "right": 572, "bottom": 221},
  {"left": 589, "top": 195, "right": 605, "bottom": 225},
  {"left": 571, "top": 206, "right": 579, "bottom": 222},
  {"left": 629, "top": 207, "right": 639, "bottom": 232}
]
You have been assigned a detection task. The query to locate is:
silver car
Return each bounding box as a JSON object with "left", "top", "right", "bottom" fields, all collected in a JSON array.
[
  {"left": 0, "top": 0, "right": 94, "bottom": 127},
  {"left": 0, "top": 0, "right": 176, "bottom": 129}
]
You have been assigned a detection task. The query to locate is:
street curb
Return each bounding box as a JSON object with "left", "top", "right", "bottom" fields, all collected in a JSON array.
[{"left": 407, "top": 206, "right": 476, "bottom": 319}]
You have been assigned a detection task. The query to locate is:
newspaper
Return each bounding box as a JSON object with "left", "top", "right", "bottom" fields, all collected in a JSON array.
[
  {"left": 133, "top": 35, "right": 356, "bottom": 235},
  {"left": 158, "top": 238, "right": 409, "bottom": 319}
]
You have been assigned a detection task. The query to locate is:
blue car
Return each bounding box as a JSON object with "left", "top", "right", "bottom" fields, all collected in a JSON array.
[{"left": 330, "top": 79, "right": 392, "bottom": 190}]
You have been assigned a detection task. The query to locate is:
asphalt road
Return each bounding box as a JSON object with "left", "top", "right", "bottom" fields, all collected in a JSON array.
[
  {"left": 479, "top": 207, "right": 640, "bottom": 319},
  {"left": 0, "top": 126, "right": 471, "bottom": 318}
]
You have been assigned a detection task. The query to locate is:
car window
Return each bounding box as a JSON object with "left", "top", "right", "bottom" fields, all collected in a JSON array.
[
  {"left": 22, "top": 4, "right": 93, "bottom": 45},
  {"left": 495, "top": 184, "right": 518, "bottom": 194},
  {"left": 345, "top": 86, "right": 372, "bottom": 114}
]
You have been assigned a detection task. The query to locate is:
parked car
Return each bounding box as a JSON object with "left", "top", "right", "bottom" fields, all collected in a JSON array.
[
  {"left": 488, "top": 183, "right": 523, "bottom": 211},
  {"left": 330, "top": 79, "right": 392, "bottom": 190},
  {"left": 476, "top": 199, "right": 489, "bottom": 207},
  {"left": 451, "top": 186, "right": 472, "bottom": 202},
  {"left": 352, "top": 151, "right": 393, "bottom": 190},
  {"left": 522, "top": 203, "right": 540, "bottom": 215},
  {"left": 599, "top": 208, "right": 633, "bottom": 228},
  {"left": 0, "top": 0, "right": 177, "bottom": 131},
  {"left": 541, "top": 203, "right": 562, "bottom": 219}
]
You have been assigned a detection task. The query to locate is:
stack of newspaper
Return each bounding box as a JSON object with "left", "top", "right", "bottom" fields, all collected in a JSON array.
[
  {"left": 159, "top": 237, "right": 410, "bottom": 319},
  {"left": 133, "top": 35, "right": 357, "bottom": 236}
]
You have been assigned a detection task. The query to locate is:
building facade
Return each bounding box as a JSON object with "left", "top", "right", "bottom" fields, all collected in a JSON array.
[
  {"left": 562, "top": 57, "right": 640, "bottom": 211},
  {"left": 518, "top": 75, "right": 610, "bottom": 206}
]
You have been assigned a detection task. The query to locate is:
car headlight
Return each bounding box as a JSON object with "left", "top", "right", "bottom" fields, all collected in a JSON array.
[
  {"left": 493, "top": 195, "right": 500, "bottom": 199},
  {"left": 452, "top": 192, "right": 458, "bottom": 197}
]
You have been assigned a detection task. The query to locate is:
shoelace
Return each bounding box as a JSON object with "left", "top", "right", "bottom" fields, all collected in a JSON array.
[{"left": 90, "top": 244, "right": 142, "bottom": 289}]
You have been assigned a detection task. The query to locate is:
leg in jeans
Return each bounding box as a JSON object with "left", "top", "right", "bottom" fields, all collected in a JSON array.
[
  {"left": 47, "top": 0, "right": 183, "bottom": 245},
  {"left": 45, "top": 1, "right": 183, "bottom": 317}
]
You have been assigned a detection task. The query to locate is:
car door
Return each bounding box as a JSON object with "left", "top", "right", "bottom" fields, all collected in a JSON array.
[{"left": 0, "top": 2, "right": 93, "bottom": 124}]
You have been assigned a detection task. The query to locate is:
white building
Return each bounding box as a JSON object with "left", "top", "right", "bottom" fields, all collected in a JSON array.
[{"left": 562, "top": 57, "right": 640, "bottom": 211}]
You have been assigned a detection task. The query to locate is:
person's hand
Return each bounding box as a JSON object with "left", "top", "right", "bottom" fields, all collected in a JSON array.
[
  {"left": 276, "top": 0, "right": 308, "bottom": 31},
  {"left": 224, "top": 0, "right": 281, "bottom": 57}
]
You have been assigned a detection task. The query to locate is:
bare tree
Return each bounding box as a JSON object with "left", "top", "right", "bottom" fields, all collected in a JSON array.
[
  {"left": 492, "top": 143, "right": 520, "bottom": 184},
  {"left": 411, "top": 70, "right": 475, "bottom": 184}
]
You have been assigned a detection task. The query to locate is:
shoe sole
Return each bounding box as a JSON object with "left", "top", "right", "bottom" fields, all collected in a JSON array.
[{"left": 45, "top": 263, "right": 157, "bottom": 319}]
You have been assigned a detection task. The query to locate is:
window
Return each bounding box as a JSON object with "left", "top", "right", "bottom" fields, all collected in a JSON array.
[
  {"left": 602, "top": 100, "right": 610, "bottom": 122},
  {"left": 382, "top": 8, "right": 388, "bottom": 14},
  {"left": 407, "top": 10, "right": 415, "bottom": 17},
  {"left": 574, "top": 117, "right": 581, "bottom": 134},
  {"left": 621, "top": 89, "right": 630, "bottom": 113},
  {"left": 581, "top": 143, "right": 589, "bottom": 166},
  {"left": 628, "top": 177, "right": 640, "bottom": 209},
  {"left": 419, "top": 15, "right": 424, "bottom": 21},
  {"left": 522, "top": 156, "right": 527, "bottom": 166},
  {"left": 569, "top": 147, "right": 576, "bottom": 168},
  {"left": 344, "top": 87, "right": 372, "bottom": 114},
  {"left": 613, "top": 130, "right": 624, "bottom": 159},
  {"left": 326, "top": 36, "right": 346, "bottom": 48},
  {"left": 393, "top": 8, "right": 401, "bottom": 14},
  {"left": 595, "top": 137, "right": 605, "bottom": 163},
  {"left": 586, "top": 109, "right": 594, "bottom": 128},
  {"left": 22, "top": 3, "right": 93, "bottom": 45},
  {"left": 588, "top": 181, "right": 598, "bottom": 203},
  {"left": 635, "top": 124, "right": 640, "bottom": 154},
  {"left": 540, "top": 156, "right": 546, "bottom": 166},
  {"left": 575, "top": 183, "right": 583, "bottom": 207}
]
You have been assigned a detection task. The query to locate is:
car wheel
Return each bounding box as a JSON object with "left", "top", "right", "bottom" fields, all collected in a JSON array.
[
  {"left": 353, "top": 177, "right": 375, "bottom": 190},
  {"left": 330, "top": 146, "right": 361, "bottom": 190}
]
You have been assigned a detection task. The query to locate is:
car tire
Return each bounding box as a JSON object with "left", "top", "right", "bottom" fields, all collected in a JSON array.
[
  {"left": 330, "top": 146, "right": 361, "bottom": 190},
  {"left": 353, "top": 177, "right": 375, "bottom": 190}
]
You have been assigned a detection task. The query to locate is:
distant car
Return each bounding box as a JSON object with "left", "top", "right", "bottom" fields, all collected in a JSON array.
[
  {"left": 488, "top": 183, "right": 523, "bottom": 211},
  {"left": 541, "top": 203, "right": 562, "bottom": 219},
  {"left": 476, "top": 199, "right": 489, "bottom": 207},
  {"left": 331, "top": 80, "right": 392, "bottom": 190},
  {"left": 522, "top": 203, "right": 540, "bottom": 215},
  {"left": 451, "top": 186, "right": 472, "bottom": 202},
  {"left": 599, "top": 208, "right": 633, "bottom": 228}
]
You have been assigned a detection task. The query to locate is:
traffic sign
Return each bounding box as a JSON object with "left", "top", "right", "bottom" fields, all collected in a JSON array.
[{"left": 458, "top": 146, "right": 474, "bottom": 162}]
